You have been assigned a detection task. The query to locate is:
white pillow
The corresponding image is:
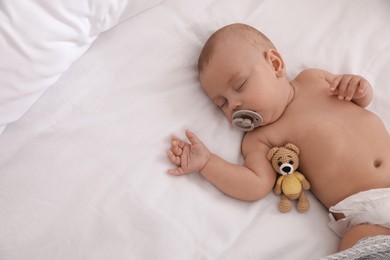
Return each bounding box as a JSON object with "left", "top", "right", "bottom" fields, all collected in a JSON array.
[{"left": 0, "top": 0, "right": 161, "bottom": 135}]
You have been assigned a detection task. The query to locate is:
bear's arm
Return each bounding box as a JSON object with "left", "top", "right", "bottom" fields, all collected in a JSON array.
[
  {"left": 294, "top": 171, "right": 310, "bottom": 190},
  {"left": 274, "top": 176, "right": 284, "bottom": 195}
]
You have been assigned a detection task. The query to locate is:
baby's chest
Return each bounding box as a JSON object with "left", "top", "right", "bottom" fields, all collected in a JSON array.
[{"left": 260, "top": 99, "right": 357, "bottom": 148}]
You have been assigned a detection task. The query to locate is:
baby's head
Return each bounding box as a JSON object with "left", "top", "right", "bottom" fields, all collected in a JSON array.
[
  {"left": 198, "top": 23, "right": 275, "bottom": 73},
  {"left": 197, "top": 23, "right": 289, "bottom": 127}
]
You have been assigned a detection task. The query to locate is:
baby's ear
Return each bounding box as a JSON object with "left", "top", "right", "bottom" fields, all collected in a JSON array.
[
  {"left": 266, "top": 49, "right": 285, "bottom": 78},
  {"left": 267, "top": 147, "right": 279, "bottom": 161}
]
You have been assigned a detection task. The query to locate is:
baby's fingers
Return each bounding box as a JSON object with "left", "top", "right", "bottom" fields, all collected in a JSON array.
[
  {"left": 167, "top": 167, "right": 186, "bottom": 176},
  {"left": 167, "top": 150, "right": 181, "bottom": 166},
  {"left": 354, "top": 78, "right": 368, "bottom": 98},
  {"left": 336, "top": 75, "right": 354, "bottom": 100},
  {"left": 185, "top": 130, "right": 201, "bottom": 145},
  {"left": 329, "top": 76, "right": 343, "bottom": 94},
  {"left": 344, "top": 76, "right": 363, "bottom": 101},
  {"left": 171, "top": 139, "right": 183, "bottom": 156}
]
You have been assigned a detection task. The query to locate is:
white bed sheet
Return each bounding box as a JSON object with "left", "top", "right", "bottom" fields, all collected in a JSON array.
[
  {"left": 1, "top": 0, "right": 389, "bottom": 259},
  {"left": 0, "top": 0, "right": 161, "bottom": 136}
]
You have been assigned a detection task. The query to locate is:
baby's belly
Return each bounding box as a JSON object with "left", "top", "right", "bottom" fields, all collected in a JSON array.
[
  {"left": 310, "top": 158, "right": 390, "bottom": 209},
  {"left": 297, "top": 115, "right": 390, "bottom": 208}
]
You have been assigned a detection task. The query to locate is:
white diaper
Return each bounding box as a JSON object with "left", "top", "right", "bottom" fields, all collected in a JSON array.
[{"left": 328, "top": 188, "right": 390, "bottom": 237}]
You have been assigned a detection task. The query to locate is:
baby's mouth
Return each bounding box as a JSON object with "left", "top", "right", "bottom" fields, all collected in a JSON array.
[{"left": 232, "top": 110, "right": 263, "bottom": 132}]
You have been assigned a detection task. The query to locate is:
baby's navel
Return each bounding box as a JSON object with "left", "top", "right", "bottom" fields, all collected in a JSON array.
[{"left": 373, "top": 159, "right": 382, "bottom": 168}]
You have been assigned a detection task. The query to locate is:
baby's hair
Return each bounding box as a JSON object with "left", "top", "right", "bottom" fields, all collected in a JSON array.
[{"left": 197, "top": 23, "right": 275, "bottom": 73}]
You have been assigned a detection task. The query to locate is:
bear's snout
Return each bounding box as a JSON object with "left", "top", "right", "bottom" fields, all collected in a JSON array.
[{"left": 279, "top": 163, "right": 293, "bottom": 175}]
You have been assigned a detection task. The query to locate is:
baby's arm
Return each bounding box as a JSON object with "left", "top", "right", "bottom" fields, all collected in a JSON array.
[
  {"left": 303, "top": 69, "right": 373, "bottom": 107},
  {"left": 167, "top": 130, "right": 276, "bottom": 201}
]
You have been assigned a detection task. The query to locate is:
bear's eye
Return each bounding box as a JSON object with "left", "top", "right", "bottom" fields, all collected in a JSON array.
[
  {"left": 278, "top": 162, "right": 282, "bottom": 167},
  {"left": 289, "top": 160, "right": 294, "bottom": 164}
]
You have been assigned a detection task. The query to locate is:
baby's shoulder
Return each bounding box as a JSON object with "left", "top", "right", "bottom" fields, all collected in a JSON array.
[
  {"left": 241, "top": 129, "right": 271, "bottom": 155},
  {"left": 292, "top": 68, "right": 330, "bottom": 90},
  {"left": 294, "top": 68, "right": 327, "bottom": 83}
]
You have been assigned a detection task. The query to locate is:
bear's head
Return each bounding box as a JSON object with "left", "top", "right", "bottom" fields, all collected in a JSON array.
[{"left": 267, "top": 143, "right": 300, "bottom": 176}]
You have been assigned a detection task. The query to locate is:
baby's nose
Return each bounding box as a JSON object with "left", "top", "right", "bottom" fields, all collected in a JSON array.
[{"left": 230, "top": 99, "right": 242, "bottom": 112}]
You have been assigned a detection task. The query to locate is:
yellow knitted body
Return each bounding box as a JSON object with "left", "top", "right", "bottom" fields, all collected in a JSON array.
[{"left": 281, "top": 174, "right": 302, "bottom": 199}]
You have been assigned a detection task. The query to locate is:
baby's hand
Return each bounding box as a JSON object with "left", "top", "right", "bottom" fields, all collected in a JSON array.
[
  {"left": 329, "top": 74, "right": 369, "bottom": 101},
  {"left": 167, "top": 130, "right": 210, "bottom": 175}
]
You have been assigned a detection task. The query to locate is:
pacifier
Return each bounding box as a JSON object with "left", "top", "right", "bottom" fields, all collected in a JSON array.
[{"left": 232, "top": 110, "right": 263, "bottom": 132}]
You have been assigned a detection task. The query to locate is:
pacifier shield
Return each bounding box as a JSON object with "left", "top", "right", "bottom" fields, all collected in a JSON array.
[{"left": 232, "top": 110, "right": 263, "bottom": 132}]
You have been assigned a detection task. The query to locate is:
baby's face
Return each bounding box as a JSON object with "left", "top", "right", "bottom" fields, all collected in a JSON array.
[{"left": 199, "top": 37, "right": 286, "bottom": 126}]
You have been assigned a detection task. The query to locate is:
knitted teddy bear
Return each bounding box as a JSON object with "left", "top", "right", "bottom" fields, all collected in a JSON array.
[{"left": 267, "top": 143, "right": 310, "bottom": 213}]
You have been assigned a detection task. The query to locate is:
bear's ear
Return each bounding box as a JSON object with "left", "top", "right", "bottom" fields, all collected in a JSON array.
[
  {"left": 267, "top": 147, "right": 279, "bottom": 161},
  {"left": 285, "top": 143, "right": 299, "bottom": 155}
]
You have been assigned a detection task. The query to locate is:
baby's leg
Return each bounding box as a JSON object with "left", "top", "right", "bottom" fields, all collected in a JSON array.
[{"left": 340, "top": 224, "right": 390, "bottom": 251}]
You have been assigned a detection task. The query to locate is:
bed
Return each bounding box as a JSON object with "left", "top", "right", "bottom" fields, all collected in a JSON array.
[{"left": 1, "top": 0, "right": 389, "bottom": 259}]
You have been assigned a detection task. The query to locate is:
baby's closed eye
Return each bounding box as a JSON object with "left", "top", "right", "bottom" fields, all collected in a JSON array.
[
  {"left": 215, "top": 97, "right": 227, "bottom": 108},
  {"left": 234, "top": 80, "right": 246, "bottom": 92}
]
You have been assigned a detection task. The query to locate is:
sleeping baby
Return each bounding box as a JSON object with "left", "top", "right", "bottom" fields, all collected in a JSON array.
[{"left": 167, "top": 23, "right": 390, "bottom": 255}]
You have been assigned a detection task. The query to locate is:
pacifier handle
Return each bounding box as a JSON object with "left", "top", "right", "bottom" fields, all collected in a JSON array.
[{"left": 232, "top": 110, "right": 263, "bottom": 132}]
